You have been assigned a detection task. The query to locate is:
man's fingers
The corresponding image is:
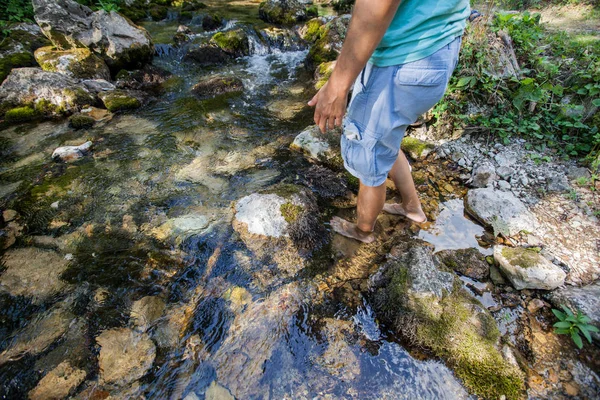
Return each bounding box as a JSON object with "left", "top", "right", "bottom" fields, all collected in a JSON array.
[
  {"left": 308, "top": 93, "right": 318, "bottom": 107},
  {"left": 319, "top": 117, "right": 327, "bottom": 134}
]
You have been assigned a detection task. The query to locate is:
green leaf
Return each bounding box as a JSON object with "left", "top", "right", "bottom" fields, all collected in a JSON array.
[
  {"left": 457, "top": 77, "right": 474, "bottom": 88},
  {"left": 554, "top": 321, "right": 572, "bottom": 329},
  {"left": 586, "top": 325, "right": 599, "bottom": 333},
  {"left": 565, "top": 315, "right": 578, "bottom": 323},
  {"left": 593, "top": 99, "right": 600, "bottom": 107},
  {"left": 555, "top": 328, "right": 570, "bottom": 335},
  {"left": 578, "top": 325, "right": 593, "bottom": 343},
  {"left": 552, "top": 309, "right": 566, "bottom": 320},
  {"left": 561, "top": 305, "right": 574, "bottom": 317},
  {"left": 571, "top": 331, "right": 583, "bottom": 349}
]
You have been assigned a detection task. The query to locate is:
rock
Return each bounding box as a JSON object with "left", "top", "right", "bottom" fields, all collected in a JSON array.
[
  {"left": 476, "top": 26, "right": 520, "bottom": 79},
  {"left": 290, "top": 125, "right": 336, "bottom": 161},
  {"left": 235, "top": 193, "right": 292, "bottom": 238},
  {"left": 33, "top": 0, "right": 154, "bottom": 71},
  {"left": 296, "top": 165, "right": 349, "bottom": 199},
  {"left": 211, "top": 28, "right": 250, "bottom": 57},
  {"left": 314, "top": 318, "right": 359, "bottom": 381},
  {"left": 331, "top": 0, "right": 354, "bottom": 13},
  {"left": 3, "top": 209, "right": 17, "bottom": 222},
  {"left": 130, "top": 296, "right": 166, "bottom": 333},
  {"left": 68, "top": 113, "right": 96, "bottom": 129},
  {"left": 96, "top": 327, "right": 156, "bottom": 386},
  {"left": 115, "top": 64, "right": 172, "bottom": 94},
  {"left": 489, "top": 264, "right": 507, "bottom": 285},
  {"left": 205, "top": 381, "right": 234, "bottom": 400},
  {"left": 465, "top": 188, "right": 538, "bottom": 236},
  {"left": 183, "top": 44, "right": 231, "bottom": 66},
  {"left": 0, "top": 68, "right": 94, "bottom": 118},
  {"left": 314, "top": 60, "right": 335, "bottom": 89},
  {"left": 151, "top": 214, "right": 211, "bottom": 242},
  {"left": 401, "top": 136, "right": 434, "bottom": 160},
  {"left": 191, "top": 76, "right": 244, "bottom": 98},
  {"left": 494, "top": 152, "right": 518, "bottom": 167},
  {"left": 370, "top": 240, "right": 525, "bottom": 400},
  {"left": 548, "top": 282, "right": 600, "bottom": 340},
  {"left": 0, "top": 304, "right": 74, "bottom": 365},
  {"left": 306, "top": 15, "right": 350, "bottom": 66},
  {"left": 258, "top": 0, "right": 313, "bottom": 25},
  {"left": 34, "top": 46, "right": 111, "bottom": 80},
  {"left": 437, "top": 248, "right": 490, "bottom": 281},
  {"left": 471, "top": 161, "right": 497, "bottom": 188},
  {"left": 0, "top": 23, "right": 51, "bottom": 82},
  {"left": 98, "top": 89, "right": 142, "bottom": 112},
  {"left": 0, "top": 247, "right": 70, "bottom": 304},
  {"left": 527, "top": 298, "right": 546, "bottom": 314},
  {"left": 496, "top": 166, "right": 514, "bottom": 180},
  {"left": 259, "top": 27, "right": 303, "bottom": 52},
  {"left": 28, "top": 361, "right": 86, "bottom": 400},
  {"left": 493, "top": 245, "right": 566, "bottom": 290},
  {"left": 52, "top": 141, "right": 93, "bottom": 162},
  {"left": 566, "top": 166, "right": 590, "bottom": 181},
  {"left": 497, "top": 180, "right": 511, "bottom": 191},
  {"left": 545, "top": 171, "right": 570, "bottom": 193}
]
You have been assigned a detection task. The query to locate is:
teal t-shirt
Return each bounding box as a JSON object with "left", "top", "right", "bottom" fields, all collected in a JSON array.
[{"left": 370, "top": 0, "right": 470, "bottom": 67}]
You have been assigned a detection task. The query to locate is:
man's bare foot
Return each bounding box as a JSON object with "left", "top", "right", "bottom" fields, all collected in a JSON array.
[
  {"left": 330, "top": 216, "right": 376, "bottom": 243},
  {"left": 382, "top": 203, "right": 427, "bottom": 223}
]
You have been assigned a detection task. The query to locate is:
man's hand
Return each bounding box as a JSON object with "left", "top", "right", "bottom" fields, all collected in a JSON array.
[{"left": 307, "top": 80, "right": 349, "bottom": 134}]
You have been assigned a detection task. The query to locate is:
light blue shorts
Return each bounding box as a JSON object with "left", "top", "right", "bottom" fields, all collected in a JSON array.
[{"left": 341, "top": 36, "right": 462, "bottom": 187}]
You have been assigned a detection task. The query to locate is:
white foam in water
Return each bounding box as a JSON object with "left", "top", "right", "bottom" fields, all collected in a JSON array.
[
  {"left": 353, "top": 299, "right": 382, "bottom": 341},
  {"left": 242, "top": 50, "right": 308, "bottom": 91}
]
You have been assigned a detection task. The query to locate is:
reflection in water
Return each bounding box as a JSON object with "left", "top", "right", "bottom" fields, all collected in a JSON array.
[{"left": 419, "top": 198, "right": 492, "bottom": 255}]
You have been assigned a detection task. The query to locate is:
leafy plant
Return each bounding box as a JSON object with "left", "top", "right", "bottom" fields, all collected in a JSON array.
[
  {"left": 0, "top": 0, "right": 34, "bottom": 22},
  {"left": 552, "top": 305, "right": 598, "bottom": 349},
  {"left": 97, "top": 0, "right": 121, "bottom": 12},
  {"left": 490, "top": 215, "right": 510, "bottom": 238}
]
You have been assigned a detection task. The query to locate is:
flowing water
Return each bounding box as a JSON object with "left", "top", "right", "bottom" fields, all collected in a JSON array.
[{"left": 0, "top": 17, "right": 492, "bottom": 399}]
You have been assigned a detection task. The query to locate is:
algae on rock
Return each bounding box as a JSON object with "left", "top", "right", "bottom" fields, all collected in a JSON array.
[{"left": 34, "top": 46, "right": 111, "bottom": 80}]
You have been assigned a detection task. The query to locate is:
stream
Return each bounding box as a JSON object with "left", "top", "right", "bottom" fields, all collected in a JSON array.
[{"left": 0, "top": 16, "right": 497, "bottom": 399}]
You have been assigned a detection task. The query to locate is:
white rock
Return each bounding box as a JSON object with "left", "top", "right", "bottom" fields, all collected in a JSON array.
[
  {"left": 234, "top": 193, "right": 290, "bottom": 237},
  {"left": 290, "top": 125, "right": 334, "bottom": 161},
  {"left": 471, "top": 161, "right": 497, "bottom": 188},
  {"left": 466, "top": 188, "right": 538, "bottom": 236},
  {"left": 52, "top": 141, "right": 93, "bottom": 162},
  {"left": 493, "top": 245, "right": 566, "bottom": 290}
]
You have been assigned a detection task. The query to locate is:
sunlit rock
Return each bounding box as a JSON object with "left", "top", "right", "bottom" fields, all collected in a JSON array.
[
  {"left": 34, "top": 46, "right": 111, "bottom": 80},
  {"left": 28, "top": 361, "right": 86, "bottom": 400},
  {"left": 130, "top": 296, "right": 166, "bottom": 333},
  {"left": 52, "top": 141, "right": 93, "bottom": 162},
  {"left": 205, "top": 381, "right": 234, "bottom": 400},
  {"left": 290, "top": 125, "right": 336, "bottom": 161},
  {"left": 549, "top": 282, "right": 600, "bottom": 341},
  {"left": 152, "top": 214, "right": 211, "bottom": 242},
  {"left": 258, "top": 0, "right": 315, "bottom": 25},
  {"left": 0, "top": 247, "right": 70, "bottom": 304},
  {"left": 96, "top": 327, "right": 156, "bottom": 386},
  {"left": 494, "top": 245, "right": 566, "bottom": 290}
]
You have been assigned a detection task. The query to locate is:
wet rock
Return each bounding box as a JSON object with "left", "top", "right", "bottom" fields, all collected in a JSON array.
[
  {"left": 68, "top": 114, "right": 96, "bottom": 129},
  {"left": 0, "top": 23, "right": 51, "bottom": 82},
  {"left": 290, "top": 125, "right": 336, "bottom": 161},
  {"left": 0, "top": 303, "right": 74, "bottom": 365},
  {"left": 32, "top": 0, "right": 153, "bottom": 71},
  {"left": 259, "top": 27, "right": 304, "bottom": 52},
  {"left": 313, "top": 318, "right": 360, "bottom": 381},
  {"left": 191, "top": 76, "right": 244, "bottom": 98},
  {"left": 235, "top": 193, "right": 292, "bottom": 237},
  {"left": 465, "top": 188, "right": 538, "bottom": 236},
  {"left": 401, "top": 136, "right": 434, "bottom": 160},
  {"left": 211, "top": 28, "right": 250, "bottom": 57},
  {"left": 0, "top": 247, "right": 70, "bottom": 304},
  {"left": 28, "top": 361, "right": 86, "bottom": 400},
  {"left": 493, "top": 245, "right": 566, "bottom": 290},
  {"left": 306, "top": 15, "right": 350, "bottom": 66},
  {"left": 258, "top": 0, "right": 313, "bottom": 25},
  {"left": 115, "top": 64, "right": 172, "bottom": 94},
  {"left": 130, "top": 296, "right": 166, "bottom": 333},
  {"left": 34, "top": 46, "right": 111, "bottom": 80},
  {"left": 296, "top": 165, "right": 349, "bottom": 199},
  {"left": 98, "top": 89, "right": 142, "bottom": 112},
  {"left": 52, "top": 141, "right": 93, "bottom": 162},
  {"left": 205, "top": 381, "right": 234, "bottom": 400},
  {"left": 437, "top": 248, "right": 490, "bottom": 281},
  {"left": 1, "top": 219, "right": 23, "bottom": 250},
  {"left": 175, "top": 157, "right": 228, "bottom": 193},
  {"left": 151, "top": 214, "right": 211, "bottom": 243},
  {"left": 370, "top": 240, "right": 525, "bottom": 400},
  {"left": 0, "top": 68, "right": 94, "bottom": 118},
  {"left": 96, "top": 327, "right": 156, "bottom": 386},
  {"left": 184, "top": 44, "right": 231, "bottom": 66},
  {"left": 471, "top": 161, "right": 497, "bottom": 188},
  {"left": 548, "top": 282, "right": 600, "bottom": 340}
]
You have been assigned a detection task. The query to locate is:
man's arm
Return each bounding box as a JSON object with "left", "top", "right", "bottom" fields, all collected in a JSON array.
[{"left": 308, "top": 0, "right": 402, "bottom": 133}]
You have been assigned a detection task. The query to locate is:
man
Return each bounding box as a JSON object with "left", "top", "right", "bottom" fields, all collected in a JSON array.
[{"left": 308, "top": 0, "right": 469, "bottom": 243}]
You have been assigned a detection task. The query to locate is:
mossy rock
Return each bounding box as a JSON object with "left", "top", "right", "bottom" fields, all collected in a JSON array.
[
  {"left": 280, "top": 202, "right": 303, "bottom": 224},
  {"left": 371, "top": 242, "right": 525, "bottom": 400},
  {"left": 401, "top": 136, "right": 435, "bottom": 160},
  {"left": 314, "top": 60, "right": 335, "bottom": 90},
  {"left": 191, "top": 76, "right": 244, "bottom": 98},
  {"left": 200, "top": 13, "right": 224, "bottom": 31},
  {"left": 0, "top": 28, "right": 51, "bottom": 82},
  {"left": 4, "top": 106, "right": 38, "bottom": 123},
  {"left": 69, "top": 114, "right": 95, "bottom": 129},
  {"left": 211, "top": 29, "right": 250, "bottom": 57},
  {"left": 258, "top": 0, "right": 309, "bottom": 26},
  {"left": 307, "top": 35, "right": 338, "bottom": 66},
  {"left": 302, "top": 18, "right": 326, "bottom": 43},
  {"left": 34, "top": 46, "right": 111, "bottom": 80},
  {"left": 0, "top": 52, "right": 37, "bottom": 83},
  {"left": 98, "top": 90, "right": 142, "bottom": 112},
  {"left": 149, "top": 5, "right": 169, "bottom": 21}
]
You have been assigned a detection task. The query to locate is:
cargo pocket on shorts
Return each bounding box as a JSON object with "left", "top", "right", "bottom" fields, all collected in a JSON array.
[{"left": 395, "top": 68, "right": 447, "bottom": 87}]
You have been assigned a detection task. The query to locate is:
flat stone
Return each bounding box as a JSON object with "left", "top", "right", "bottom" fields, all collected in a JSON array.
[
  {"left": 0, "top": 247, "right": 70, "bottom": 304},
  {"left": 28, "top": 361, "right": 86, "bottom": 400},
  {"left": 97, "top": 327, "right": 156, "bottom": 386},
  {"left": 465, "top": 188, "right": 538, "bottom": 236},
  {"left": 152, "top": 214, "right": 210, "bottom": 241},
  {"left": 494, "top": 245, "right": 566, "bottom": 290},
  {"left": 290, "top": 125, "right": 335, "bottom": 161},
  {"left": 437, "top": 248, "right": 490, "bottom": 281}
]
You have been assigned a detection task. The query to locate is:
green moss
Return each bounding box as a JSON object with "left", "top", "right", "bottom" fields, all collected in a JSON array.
[
  {"left": 261, "top": 183, "right": 302, "bottom": 198},
  {"left": 280, "top": 202, "right": 303, "bottom": 224},
  {"left": 344, "top": 171, "right": 359, "bottom": 190},
  {"left": 34, "top": 99, "right": 63, "bottom": 115},
  {"left": 307, "top": 36, "right": 338, "bottom": 66},
  {"left": 4, "top": 106, "right": 37, "bottom": 123},
  {"left": 69, "top": 114, "right": 95, "bottom": 129},
  {"left": 34, "top": 47, "right": 109, "bottom": 79},
  {"left": 315, "top": 60, "right": 335, "bottom": 89},
  {"left": 63, "top": 87, "right": 95, "bottom": 108},
  {"left": 100, "top": 91, "right": 142, "bottom": 113},
  {"left": 0, "top": 52, "right": 36, "bottom": 82},
  {"left": 211, "top": 29, "right": 249, "bottom": 56},
  {"left": 401, "top": 137, "right": 434, "bottom": 159},
  {"left": 501, "top": 247, "right": 540, "bottom": 269},
  {"left": 149, "top": 5, "right": 169, "bottom": 20}
]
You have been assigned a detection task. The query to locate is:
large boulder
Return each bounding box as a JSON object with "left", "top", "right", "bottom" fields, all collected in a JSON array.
[
  {"left": 369, "top": 241, "right": 525, "bottom": 400},
  {"left": 34, "top": 46, "right": 111, "bottom": 80},
  {"left": 258, "top": 0, "right": 314, "bottom": 25},
  {"left": 211, "top": 28, "right": 251, "bottom": 57},
  {"left": 183, "top": 44, "right": 232, "bottom": 66},
  {"left": 465, "top": 188, "right": 538, "bottom": 236},
  {"left": 0, "top": 68, "right": 95, "bottom": 118},
  {"left": 0, "top": 23, "right": 51, "bottom": 82},
  {"left": 32, "top": 0, "right": 153, "bottom": 72},
  {"left": 494, "top": 245, "right": 566, "bottom": 290},
  {"left": 548, "top": 283, "right": 600, "bottom": 341}
]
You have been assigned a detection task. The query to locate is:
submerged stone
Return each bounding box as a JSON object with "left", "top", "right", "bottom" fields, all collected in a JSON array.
[
  {"left": 130, "top": 296, "right": 166, "bottom": 333},
  {"left": 191, "top": 76, "right": 244, "bottom": 98},
  {"left": 0, "top": 247, "right": 70, "bottom": 304},
  {"left": 96, "top": 327, "right": 156, "bottom": 386},
  {"left": 98, "top": 90, "right": 142, "bottom": 112},
  {"left": 494, "top": 245, "right": 566, "bottom": 290},
  {"left": 52, "top": 141, "right": 93, "bottom": 162},
  {"left": 152, "top": 214, "right": 211, "bottom": 242},
  {"left": 28, "top": 361, "right": 87, "bottom": 400}
]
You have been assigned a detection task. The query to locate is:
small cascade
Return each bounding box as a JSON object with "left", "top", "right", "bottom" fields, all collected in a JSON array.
[
  {"left": 165, "top": 9, "right": 179, "bottom": 22},
  {"left": 247, "top": 32, "right": 270, "bottom": 56},
  {"left": 154, "top": 43, "right": 178, "bottom": 58}
]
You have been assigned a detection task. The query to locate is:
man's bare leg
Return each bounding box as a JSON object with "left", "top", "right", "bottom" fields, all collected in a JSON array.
[
  {"left": 383, "top": 150, "right": 427, "bottom": 223},
  {"left": 331, "top": 181, "right": 386, "bottom": 243}
]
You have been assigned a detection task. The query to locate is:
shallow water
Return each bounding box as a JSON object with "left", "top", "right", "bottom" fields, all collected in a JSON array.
[{"left": 0, "top": 19, "right": 485, "bottom": 399}]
